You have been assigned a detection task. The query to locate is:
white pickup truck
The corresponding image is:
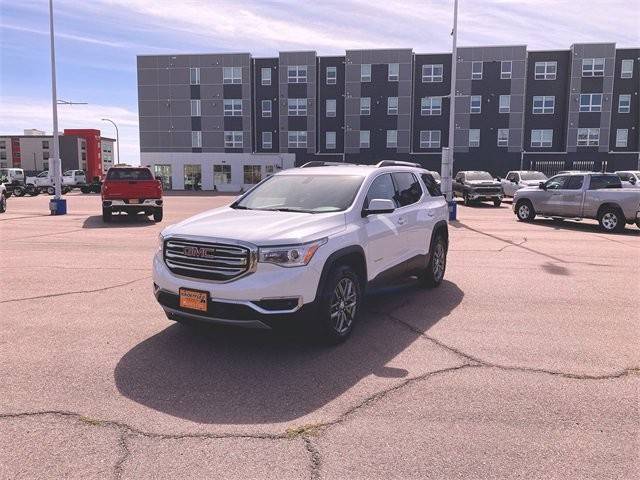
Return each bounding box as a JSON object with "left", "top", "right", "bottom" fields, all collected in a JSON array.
[
  {"left": 26, "top": 170, "right": 86, "bottom": 194},
  {"left": 501, "top": 171, "right": 548, "bottom": 198}
]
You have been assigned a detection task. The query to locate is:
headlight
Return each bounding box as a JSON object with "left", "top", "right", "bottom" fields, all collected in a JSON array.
[{"left": 258, "top": 238, "right": 327, "bottom": 267}]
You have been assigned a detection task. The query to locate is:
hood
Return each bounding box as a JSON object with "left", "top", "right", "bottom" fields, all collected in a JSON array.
[
  {"left": 466, "top": 180, "right": 501, "bottom": 187},
  {"left": 162, "top": 207, "right": 347, "bottom": 245},
  {"left": 521, "top": 180, "right": 544, "bottom": 186}
]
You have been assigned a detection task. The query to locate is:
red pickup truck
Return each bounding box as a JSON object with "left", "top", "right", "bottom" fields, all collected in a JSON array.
[{"left": 101, "top": 167, "right": 163, "bottom": 222}]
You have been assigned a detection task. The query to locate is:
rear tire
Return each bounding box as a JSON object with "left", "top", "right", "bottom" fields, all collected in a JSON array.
[
  {"left": 0, "top": 194, "right": 6, "bottom": 213},
  {"left": 102, "top": 207, "right": 112, "bottom": 222},
  {"left": 80, "top": 186, "right": 90, "bottom": 194},
  {"left": 46, "top": 186, "right": 55, "bottom": 195},
  {"left": 493, "top": 198, "right": 502, "bottom": 207},
  {"left": 515, "top": 200, "right": 536, "bottom": 222},
  {"left": 419, "top": 233, "right": 447, "bottom": 288},
  {"left": 598, "top": 207, "right": 624, "bottom": 233},
  {"left": 313, "top": 264, "right": 362, "bottom": 344},
  {"left": 153, "top": 208, "right": 163, "bottom": 222},
  {"left": 13, "top": 186, "right": 25, "bottom": 197}
]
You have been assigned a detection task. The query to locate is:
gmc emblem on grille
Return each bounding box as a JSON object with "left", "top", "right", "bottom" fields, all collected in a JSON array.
[{"left": 183, "top": 246, "right": 216, "bottom": 259}]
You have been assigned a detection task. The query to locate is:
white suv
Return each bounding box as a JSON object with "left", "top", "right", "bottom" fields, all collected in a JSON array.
[{"left": 153, "top": 161, "right": 449, "bottom": 343}]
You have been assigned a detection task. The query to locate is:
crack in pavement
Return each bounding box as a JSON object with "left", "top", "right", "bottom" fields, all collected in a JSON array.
[
  {"left": 303, "top": 436, "right": 322, "bottom": 480},
  {"left": 114, "top": 431, "right": 131, "bottom": 480},
  {"left": 0, "top": 276, "right": 151, "bottom": 304}
]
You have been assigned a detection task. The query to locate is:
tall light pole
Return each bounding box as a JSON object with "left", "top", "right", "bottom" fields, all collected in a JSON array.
[
  {"left": 48, "top": 0, "right": 65, "bottom": 214},
  {"left": 101, "top": 118, "right": 120, "bottom": 166}
]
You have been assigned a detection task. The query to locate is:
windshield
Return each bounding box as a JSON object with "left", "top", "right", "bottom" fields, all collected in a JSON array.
[
  {"left": 520, "top": 172, "right": 547, "bottom": 181},
  {"left": 465, "top": 171, "right": 493, "bottom": 181},
  {"left": 106, "top": 168, "right": 153, "bottom": 180},
  {"left": 234, "top": 174, "right": 364, "bottom": 213}
]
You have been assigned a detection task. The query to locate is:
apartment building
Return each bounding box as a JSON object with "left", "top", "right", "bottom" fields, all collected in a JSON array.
[
  {"left": 137, "top": 42, "right": 639, "bottom": 189},
  {"left": 0, "top": 129, "right": 115, "bottom": 181}
]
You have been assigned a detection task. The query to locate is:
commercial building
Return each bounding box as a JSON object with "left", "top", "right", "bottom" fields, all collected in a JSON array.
[
  {"left": 137, "top": 42, "right": 639, "bottom": 189},
  {"left": 0, "top": 129, "right": 115, "bottom": 181}
]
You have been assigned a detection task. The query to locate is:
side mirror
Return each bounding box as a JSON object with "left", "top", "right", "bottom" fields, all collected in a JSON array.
[
  {"left": 539, "top": 182, "right": 547, "bottom": 190},
  {"left": 363, "top": 198, "right": 395, "bottom": 216},
  {"left": 512, "top": 178, "right": 518, "bottom": 183},
  {"left": 629, "top": 177, "right": 637, "bottom": 185}
]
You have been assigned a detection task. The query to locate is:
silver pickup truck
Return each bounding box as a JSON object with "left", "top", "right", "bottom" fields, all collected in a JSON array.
[{"left": 513, "top": 172, "right": 640, "bottom": 232}]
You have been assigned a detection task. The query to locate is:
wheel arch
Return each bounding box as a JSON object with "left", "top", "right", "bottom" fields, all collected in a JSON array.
[
  {"left": 596, "top": 202, "right": 623, "bottom": 218},
  {"left": 317, "top": 246, "right": 367, "bottom": 299}
]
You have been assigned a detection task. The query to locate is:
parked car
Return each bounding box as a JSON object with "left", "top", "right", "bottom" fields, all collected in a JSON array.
[
  {"left": 0, "top": 168, "right": 27, "bottom": 197},
  {"left": 25, "top": 171, "right": 72, "bottom": 195},
  {"left": 153, "top": 161, "right": 449, "bottom": 344},
  {"left": 501, "top": 171, "right": 548, "bottom": 198},
  {"left": 513, "top": 172, "right": 640, "bottom": 232},
  {"left": 101, "top": 166, "right": 163, "bottom": 222},
  {"left": 0, "top": 181, "right": 7, "bottom": 213},
  {"left": 63, "top": 169, "right": 87, "bottom": 187},
  {"left": 615, "top": 171, "right": 640, "bottom": 188},
  {"left": 453, "top": 170, "right": 503, "bottom": 206}
]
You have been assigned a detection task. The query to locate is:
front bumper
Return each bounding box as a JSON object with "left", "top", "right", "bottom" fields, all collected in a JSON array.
[{"left": 468, "top": 192, "right": 503, "bottom": 201}]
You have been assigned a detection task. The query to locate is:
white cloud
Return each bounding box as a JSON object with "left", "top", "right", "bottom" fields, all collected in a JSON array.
[{"left": 0, "top": 97, "right": 140, "bottom": 165}]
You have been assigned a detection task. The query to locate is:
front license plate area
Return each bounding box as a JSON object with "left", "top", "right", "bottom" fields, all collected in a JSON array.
[{"left": 179, "top": 288, "right": 208, "bottom": 312}]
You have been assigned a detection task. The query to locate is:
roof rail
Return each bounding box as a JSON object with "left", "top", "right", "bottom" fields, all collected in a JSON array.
[
  {"left": 300, "top": 161, "right": 351, "bottom": 168},
  {"left": 376, "top": 160, "right": 422, "bottom": 168}
]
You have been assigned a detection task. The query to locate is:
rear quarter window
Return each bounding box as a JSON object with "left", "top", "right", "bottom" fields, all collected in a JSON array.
[
  {"left": 107, "top": 168, "right": 153, "bottom": 181},
  {"left": 589, "top": 175, "right": 622, "bottom": 190},
  {"left": 421, "top": 173, "right": 442, "bottom": 197}
]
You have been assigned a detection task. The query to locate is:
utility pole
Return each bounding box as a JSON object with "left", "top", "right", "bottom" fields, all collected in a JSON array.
[
  {"left": 441, "top": 0, "right": 458, "bottom": 220},
  {"left": 48, "top": 0, "right": 64, "bottom": 214}
]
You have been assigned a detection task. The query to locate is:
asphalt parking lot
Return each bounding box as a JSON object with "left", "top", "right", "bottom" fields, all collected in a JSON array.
[{"left": 1, "top": 192, "right": 638, "bottom": 479}]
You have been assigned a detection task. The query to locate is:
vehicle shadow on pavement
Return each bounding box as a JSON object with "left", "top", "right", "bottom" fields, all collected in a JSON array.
[
  {"left": 82, "top": 214, "right": 157, "bottom": 229},
  {"left": 114, "top": 280, "right": 463, "bottom": 424},
  {"left": 530, "top": 219, "right": 640, "bottom": 236}
]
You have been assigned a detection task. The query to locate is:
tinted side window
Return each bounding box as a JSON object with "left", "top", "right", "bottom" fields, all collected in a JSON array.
[
  {"left": 365, "top": 174, "right": 396, "bottom": 208},
  {"left": 506, "top": 172, "right": 516, "bottom": 181},
  {"left": 566, "top": 176, "right": 585, "bottom": 190},
  {"left": 589, "top": 175, "right": 622, "bottom": 190},
  {"left": 392, "top": 172, "right": 422, "bottom": 207},
  {"left": 546, "top": 175, "right": 570, "bottom": 189},
  {"left": 617, "top": 173, "right": 629, "bottom": 181},
  {"left": 421, "top": 173, "right": 442, "bottom": 197}
]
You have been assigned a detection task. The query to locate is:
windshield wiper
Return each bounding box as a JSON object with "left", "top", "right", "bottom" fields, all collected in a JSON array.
[
  {"left": 260, "top": 207, "right": 312, "bottom": 213},
  {"left": 230, "top": 204, "right": 250, "bottom": 210}
]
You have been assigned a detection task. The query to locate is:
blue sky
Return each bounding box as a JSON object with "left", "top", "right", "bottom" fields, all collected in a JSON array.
[{"left": 1, "top": 0, "right": 639, "bottom": 164}]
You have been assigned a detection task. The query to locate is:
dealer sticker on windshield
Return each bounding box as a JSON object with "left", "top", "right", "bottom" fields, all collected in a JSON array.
[{"left": 179, "top": 288, "right": 208, "bottom": 312}]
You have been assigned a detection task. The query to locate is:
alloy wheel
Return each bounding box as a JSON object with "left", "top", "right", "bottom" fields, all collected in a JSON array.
[
  {"left": 602, "top": 212, "right": 618, "bottom": 230},
  {"left": 432, "top": 241, "right": 446, "bottom": 281},
  {"left": 518, "top": 204, "right": 530, "bottom": 219},
  {"left": 329, "top": 277, "right": 357, "bottom": 334}
]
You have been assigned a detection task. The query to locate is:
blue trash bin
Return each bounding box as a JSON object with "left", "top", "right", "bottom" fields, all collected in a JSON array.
[
  {"left": 49, "top": 198, "right": 67, "bottom": 215},
  {"left": 448, "top": 200, "right": 457, "bottom": 221}
]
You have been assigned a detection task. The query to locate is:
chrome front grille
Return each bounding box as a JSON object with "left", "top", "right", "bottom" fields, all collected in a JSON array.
[
  {"left": 475, "top": 187, "right": 501, "bottom": 194},
  {"left": 164, "top": 238, "right": 255, "bottom": 281}
]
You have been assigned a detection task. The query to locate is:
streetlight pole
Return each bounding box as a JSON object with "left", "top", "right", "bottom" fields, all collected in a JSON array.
[
  {"left": 441, "top": 0, "right": 458, "bottom": 219},
  {"left": 101, "top": 118, "right": 120, "bottom": 166},
  {"left": 48, "top": 0, "right": 65, "bottom": 213}
]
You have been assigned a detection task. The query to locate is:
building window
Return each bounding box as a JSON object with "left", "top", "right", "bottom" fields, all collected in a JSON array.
[
  {"left": 43, "top": 151, "right": 50, "bottom": 160},
  {"left": 262, "top": 131, "right": 272, "bottom": 149},
  {"left": 42, "top": 140, "right": 49, "bottom": 149},
  {"left": 326, "top": 66, "right": 337, "bottom": 84},
  {"left": 326, "top": 99, "right": 336, "bottom": 117},
  {"left": 359, "top": 130, "right": 370, "bottom": 148},
  {"left": 579, "top": 93, "right": 602, "bottom": 112},
  {"left": 0, "top": 140, "right": 5, "bottom": 149},
  {"left": 288, "top": 131, "right": 307, "bottom": 148},
  {"left": 261, "top": 100, "right": 272, "bottom": 118},
  {"left": 534, "top": 61, "right": 557, "bottom": 80},
  {"left": 243, "top": 165, "right": 262, "bottom": 184},
  {"left": 214, "top": 164, "right": 231, "bottom": 184},
  {"left": 223, "top": 99, "right": 242, "bottom": 116},
  {"left": 266, "top": 165, "right": 276, "bottom": 176},
  {"left": 287, "top": 98, "right": 307, "bottom": 116},
  {"left": 499, "top": 95, "right": 511, "bottom": 113},
  {"left": 501, "top": 61, "right": 512, "bottom": 79},
  {"left": 190, "top": 99, "right": 201, "bottom": 116},
  {"left": 184, "top": 164, "right": 202, "bottom": 190},
  {"left": 191, "top": 131, "right": 201, "bottom": 148},
  {"left": 470, "top": 95, "right": 482, "bottom": 114},
  {"left": 618, "top": 94, "right": 631, "bottom": 113},
  {"left": 621, "top": 59, "right": 633, "bottom": 78},
  {"left": 387, "top": 97, "right": 398, "bottom": 115},
  {"left": 287, "top": 65, "right": 307, "bottom": 83},
  {"left": 386, "top": 130, "right": 398, "bottom": 148},
  {"left": 420, "top": 130, "right": 441, "bottom": 148},
  {"left": 472, "top": 61, "right": 483, "bottom": 80},
  {"left": 189, "top": 67, "right": 200, "bottom": 85},
  {"left": 422, "top": 64, "right": 443, "bottom": 83},
  {"left": 421, "top": 97, "right": 442, "bottom": 116},
  {"left": 531, "top": 129, "right": 553, "bottom": 148},
  {"left": 533, "top": 95, "right": 555, "bottom": 114},
  {"left": 326, "top": 131, "right": 336, "bottom": 150},
  {"left": 469, "top": 129, "right": 480, "bottom": 147},
  {"left": 615, "top": 129, "right": 628, "bottom": 147},
  {"left": 388, "top": 63, "right": 399, "bottom": 81},
  {"left": 577, "top": 128, "right": 599, "bottom": 146},
  {"left": 497, "top": 129, "right": 509, "bottom": 147},
  {"left": 261, "top": 68, "right": 271, "bottom": 86},
  {"left": 360, "top": 97, "right": 371, "bottom": 115},
  {"left": 361, "top": 64, "right": 371, "bottom": 82},
  {"left": 582, "top": 58, "right": 605, "bottom": 77},
  {"left": 223, "top": 66, "right": 242, "bottom": 84},
  {"left": 224, "top": 131, "right": 243, "bottom": 148}
]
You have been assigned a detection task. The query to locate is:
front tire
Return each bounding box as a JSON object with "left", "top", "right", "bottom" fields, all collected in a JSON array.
[
  {"left": 102, "top": 207, "right": 112, "bottom": 222},
  {"left": 463, "top": 193, "right": 471, "bottom": 206},
  {"left": 515, "top": 200, "right": 535, "bottom": 222},
  {"left": 153, "top": 208, "right": 163, "bottom": 222},
  {"left": 13, "top": 186, "right": 25, "bottom": 197},
  {"left": 420, "top": 233, "right": 447, "bottom": 288},
  {"left": 493, "top": 198, "right": 502, "bottom": 207},
  {"left": 598, "top": 207, "right": 624, "bottom": 233},
  {"left": 46, "top": 186, "right": 55, "bottom": 195},
  {"left": 314, "top": 264, "right": 362, "bottom": 344}
]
